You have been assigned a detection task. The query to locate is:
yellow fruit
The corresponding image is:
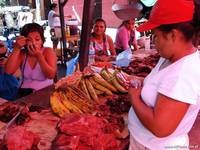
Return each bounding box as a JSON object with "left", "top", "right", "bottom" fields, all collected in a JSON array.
[
  {"left": 89, "top": 77, "right": 113, "bottom": 96},
  {"left": 79, "top": 78, "right": 91, "bottom": 100},
  {"left": 50, "top": 93, "right": 69, "bottom": 117},
  {"left": 100, "top": 68, "right": 127, "bottom": 93},
  {"left": 85, "top": 78, "right": 99, "bottom": 102},
  {"left": 92, "top": 73, "right": 118, "bottom": 92}
]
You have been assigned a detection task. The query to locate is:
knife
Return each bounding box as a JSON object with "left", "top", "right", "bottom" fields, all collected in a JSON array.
[{"left": 5, "top": 105, "right": 26, "bottom": 130}]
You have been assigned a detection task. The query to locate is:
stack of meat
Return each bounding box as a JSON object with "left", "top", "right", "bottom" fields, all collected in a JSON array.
[
  {"left": 121, "top": 53, "right": 160, "bottom": 77},
  {"left": 52, "top": 95, "right": 131, "bottom": 150},
  {"left": 0, "top": 102, "right": 59, "bottom": 150},
  {"left": 52, "top": 113, "right": 121, "bottom": 150}
]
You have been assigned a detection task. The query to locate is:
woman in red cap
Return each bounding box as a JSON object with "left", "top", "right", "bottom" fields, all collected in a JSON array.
[{"left": 128, "top": 0, "right": 200, "bottom": 149}]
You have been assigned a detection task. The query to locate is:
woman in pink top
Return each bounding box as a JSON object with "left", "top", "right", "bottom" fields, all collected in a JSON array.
[
  {"left": 5, "top": 23, "right": 57, "bottom": 97},
  {"left": 115, "top": 19, "right": 138, "bottom": 54}
]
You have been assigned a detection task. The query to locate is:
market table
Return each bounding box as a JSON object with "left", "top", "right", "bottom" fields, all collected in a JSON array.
[
  {"left": 12, "top": 49, "right": 200, "bottom": 148},
  {"left": 14, "top": 83, "right": 200, "bottom": 148},
  {"left": 16, "top": 85, "right": 54, "bottom": 108}
]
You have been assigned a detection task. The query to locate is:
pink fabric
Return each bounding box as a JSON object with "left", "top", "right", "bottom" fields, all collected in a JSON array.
[
  {"left": 21, "top": 49, "right": 53, "bottom": 90},
  {"left": 115, "top": 26, "right": 137, "bottom": 50}
]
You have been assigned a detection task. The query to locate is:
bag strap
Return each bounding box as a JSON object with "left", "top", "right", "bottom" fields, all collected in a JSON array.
[{"left": 19, "top": 51, "right": 28, "bottom": 88}]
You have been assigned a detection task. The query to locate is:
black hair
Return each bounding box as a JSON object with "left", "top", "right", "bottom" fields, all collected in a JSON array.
[
  {"left": 49, "top": 3, "right": 57, "bottom": 10},
  {"left": 91, "top": 18, "right": 107, "bottom": 40},
  {"left": 157, "top": 22, "right": 195, "bottom": 42},
  {"left": 20, "top": 23, "right": 45, "bottom": 43},
  {"left": 118, "top": 19, "right": 134, "bottom": 28},
  {"left": 93, "top": 18, "right": 107, "bottom": 29}
]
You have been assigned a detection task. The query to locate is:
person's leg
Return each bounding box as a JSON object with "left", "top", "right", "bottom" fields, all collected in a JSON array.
[
  {"left": 50, "top": 28, "right": 58, "bottom": 50},
  {"left": 53, "top": 38, "right": 59, "bottom": 50}
]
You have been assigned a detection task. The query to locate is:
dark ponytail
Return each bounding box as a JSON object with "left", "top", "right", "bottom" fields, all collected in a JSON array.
[
  {"left": 192, "top": 0, "right": 200, "bottom": 46},
  {"left": 192, "top": 0, "right": 200, "bottom": 30}
]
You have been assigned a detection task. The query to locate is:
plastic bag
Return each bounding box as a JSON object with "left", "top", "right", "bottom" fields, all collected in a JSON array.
[
  {"left": 66, "top": 53, "right": 79, "bottom": 76},
  {"left": 0, "top": 71, "right": 19, "bottom": 100},
  {"left": 114, "top": 48, "right": 133, "bottom": 66}
]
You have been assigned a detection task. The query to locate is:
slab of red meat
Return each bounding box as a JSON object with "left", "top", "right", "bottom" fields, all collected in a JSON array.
[
  {"left": 52, "top": 133, "right": 80, "bottom": 150},
  {"left": 4, "top": 126, "right": 40, "bottom": 150},
  {"left": 56, "top": 113, "right": 121, "bottom": 150}
]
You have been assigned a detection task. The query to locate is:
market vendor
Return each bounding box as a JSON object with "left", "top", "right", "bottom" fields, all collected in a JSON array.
[
  {"left": 115, "top": 19, "right": 138, "bottom": 54},
  {"left": 90, "top": 18, "right": 116, "bottom": 62},
  {"left": 128, "top": 0, "right": 200, "bottom": 149},
  {"left": 5, "top": 23, "right": 57, "bottom": 98}
]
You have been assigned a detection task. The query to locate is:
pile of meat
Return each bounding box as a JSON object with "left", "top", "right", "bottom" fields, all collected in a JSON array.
[
  {"left": 52, "top": 113, "right": 122, "bottom": 150},
  {"left": 121, "top": 53, "right": 160, "bottom": 77},
  {"left": 0, "top": 102, "right": 59, "bottom": 150},
  {"left": 4, "top": 126, "right": 40, "bottom": 150},
  {"left": 0, "top": 102, "right": 20, "bottom": 123}
]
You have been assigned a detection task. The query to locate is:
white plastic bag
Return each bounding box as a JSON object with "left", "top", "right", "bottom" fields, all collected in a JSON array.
[{"left": 114, "top": 48, "right": 133, "bottom": 66}]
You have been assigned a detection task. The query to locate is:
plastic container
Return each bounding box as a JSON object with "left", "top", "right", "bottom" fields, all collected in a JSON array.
[
  {"left": 66, "top": 25, "right": 70, "bottom": 37},
  {"left": 88, "top": 43, "right": 95, "bottom": 65},
  {"left": 144, "top": 36, "right": 150, "bottom": 51}
]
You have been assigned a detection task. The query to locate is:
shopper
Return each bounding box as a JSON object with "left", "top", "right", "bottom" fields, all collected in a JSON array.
[
  {"left": 48, "top": 3, "right": 61, "bottom": 50},
  {"left": 128, "top": 0, "right": 200, "bottom": 149},
  {"left": 115, "top": 19, "right": 138, "bottom": 54},
  {"left": 5, "top": 23, "right": 57, "bottom": 98}
]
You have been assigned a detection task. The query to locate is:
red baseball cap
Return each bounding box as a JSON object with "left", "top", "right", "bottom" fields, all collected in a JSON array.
[{"left": 137, "top": 0, "right": 194, "bottom": 32}]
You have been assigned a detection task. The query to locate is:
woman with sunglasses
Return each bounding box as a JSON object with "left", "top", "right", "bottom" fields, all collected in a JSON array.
[{"left": 5, "top": 23, "right": 57, "bottom": 98}]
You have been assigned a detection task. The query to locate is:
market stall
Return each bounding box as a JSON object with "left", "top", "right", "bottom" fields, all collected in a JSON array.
[{"left": 0, "top": 48, "right": 199, "bottom": 149}]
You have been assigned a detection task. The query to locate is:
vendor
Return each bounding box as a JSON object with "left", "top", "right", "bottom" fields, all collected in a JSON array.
[
  {"left": 5, "top": 23, "right": 57, "bottom": 98},
  {"left": 115, "top": 19, "right": 138, "bottom": 54},
  {"left": 90, "top": 18, "right": 116, "bottom": 62},
  {"left": 128, "top": 0, "right": 200, "bottom": 149}
]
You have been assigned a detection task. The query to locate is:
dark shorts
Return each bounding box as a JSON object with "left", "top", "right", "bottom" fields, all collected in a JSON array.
[
  {"left": 50, "top": 28, "right": 59, "bottom": 42},
  {"left": 116, "top": 48, "right": 124, "bottom": 55}
]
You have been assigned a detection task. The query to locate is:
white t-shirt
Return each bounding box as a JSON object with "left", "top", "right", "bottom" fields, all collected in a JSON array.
[
  {"left": 128, "top": 51, "right": 200, "bottom": 150},
  {"left": 17, "top": 12, "right": 26, "bottom": 28},
  {"left": 48, "top": 10, "right": 60, "bottom": 28}
]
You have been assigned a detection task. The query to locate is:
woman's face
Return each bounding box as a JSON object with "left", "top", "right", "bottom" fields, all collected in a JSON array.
[
  {"left": 27, "top": 31, "right": 43, "bottom": 50},
  {"left": 93, "top": 21, "right": 106, "bottom": 36},
  {"left": 153, "top": 29, "right": 174, "bottom": 59},
  {"left": 125, "top": 19, "right": 135, "bottom": 31}
]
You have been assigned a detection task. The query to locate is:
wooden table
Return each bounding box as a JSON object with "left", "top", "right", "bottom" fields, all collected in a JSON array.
[
  {"left": 12, "top": 83, "right": 200, "bottom": 148},
  {"left": 16, "top": 85, "right": 54, "bottom": 108}
]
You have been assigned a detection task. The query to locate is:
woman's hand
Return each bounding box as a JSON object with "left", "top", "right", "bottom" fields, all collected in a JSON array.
[
  {"left": 127, "top": 75, "right": 143, "bottom": 88},
  {"left": 26, "top": 40, "right": 42, "bottom": 58},
  {"left": 14, "top": 36, "right": 27, "bottom": 50},
  {"left": 128, "top": 87, "right": 142, "bottom": 103}
]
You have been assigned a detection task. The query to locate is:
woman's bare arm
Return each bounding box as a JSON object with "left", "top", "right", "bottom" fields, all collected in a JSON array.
[{"left": 129, "top": 87, "right": 189, "bottom": 137}]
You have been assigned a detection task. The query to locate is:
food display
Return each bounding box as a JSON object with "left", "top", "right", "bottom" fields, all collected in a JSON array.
[
  {"left": 51, "top": 67, "right": 129, "bottom": 117},
  {"left": 121, "top": 53, "right": 160, "bottom": 77},
  {"left": 0, "top": 51, "right": 159, "bottom": 150}
]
